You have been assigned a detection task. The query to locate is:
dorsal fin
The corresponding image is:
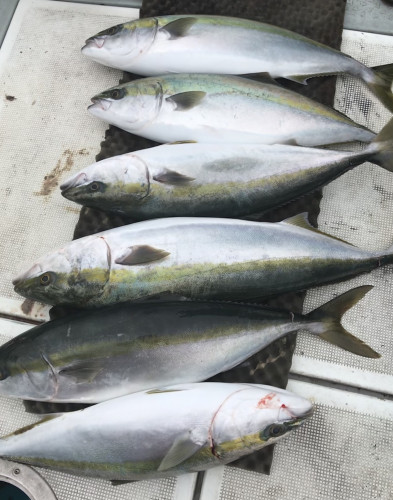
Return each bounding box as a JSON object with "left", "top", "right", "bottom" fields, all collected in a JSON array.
[{"left": 281, "top": 213, "right": 354, "bottom": 245}]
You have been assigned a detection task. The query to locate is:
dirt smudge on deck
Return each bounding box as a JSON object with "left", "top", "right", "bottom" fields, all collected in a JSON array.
[{"left": 35, "top": 149, "right": 89, "bottom": 197}]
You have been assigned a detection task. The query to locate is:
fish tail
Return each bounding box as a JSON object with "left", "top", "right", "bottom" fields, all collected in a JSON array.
[
  {"left": 380, "top": 243, "right": 393, "bottom": 266},
  {"left": 367, "top": 116, "right": 393, "bottom": 172},
  {"left": 367, "top": 63, "right": 393, "bottom": 113},
  {"left": 305, "top": 286, "right": 380, "bottom": 358}
]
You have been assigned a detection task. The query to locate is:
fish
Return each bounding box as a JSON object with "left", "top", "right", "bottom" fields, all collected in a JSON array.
[
  {"left": 81, "top": 15, "right": 393, "bottom": 113},
  {"left": 0, "top": 383, "right": 313, "bottom": 480},
  {"left": 12, "top": 215, "right": 393, "bottom": 308},
  {"left": 0, "top": 286, "right": 378, "bottom": 403},
  {"left": 88, "top": 74, "right": 375, "bottom": 147},
  {"left": 60, "top": 119, "right": 393, "bottom": 220}
]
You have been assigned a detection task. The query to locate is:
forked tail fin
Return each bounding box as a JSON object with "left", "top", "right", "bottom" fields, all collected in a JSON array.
[
  {"left": 306, "top": 285, "right": 380, "bottom": 358},
  {"left": 368, "top": 63, "right": 393, "bottom": 114},
  {"left": 367, "top": 116, "right": 393, "bottom": 172}
]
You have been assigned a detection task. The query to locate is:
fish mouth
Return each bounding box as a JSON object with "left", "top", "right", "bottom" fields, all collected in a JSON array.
[
  {"left": 289, "top": 407, "right": 314, "bottom": 427},
  {"left": 60, "top": 185, "right": 81, "bottom": 202},
  {"left": 60, "top": 173, "right": 88, "bottom": 193},
  {"left": 88, "top": 98, "right": 112, "bottom": 112},
  {"left": 82, "top": 37, "right": 105, "bottom": 51}
]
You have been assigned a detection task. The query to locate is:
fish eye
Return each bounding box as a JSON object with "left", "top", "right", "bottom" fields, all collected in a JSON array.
[
  {"left": 88, "top": 181, "right": 104, "bottom": 193},
  {"left": 267, "top": 423, "right": 287, "bottom": 438},
  {"left": 40, "top": 272, "right": 52, "bottom": 286},
  {"left": 110, "top": 88, "right": 125, "bottom": 100},
  {"left": 107, "top": 26, "right": 120, "bottom": 35}
]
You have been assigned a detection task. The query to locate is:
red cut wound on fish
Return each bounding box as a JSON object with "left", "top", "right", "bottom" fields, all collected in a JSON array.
[{"left": 257, "top": 392, "right": 277, "bottom": 409}]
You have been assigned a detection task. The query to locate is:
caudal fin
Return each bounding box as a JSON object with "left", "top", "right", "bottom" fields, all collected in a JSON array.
[
  {"left": 368, "top": 63, "right": 393, "bottom": 114},
  {"left": 306, "top": 285, "right": 380, "bottom": 358},
  {"left": 367, "top": 116, "right": 393, "bottom": 172}
]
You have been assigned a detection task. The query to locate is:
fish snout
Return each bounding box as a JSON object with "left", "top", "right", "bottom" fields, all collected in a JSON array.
[
  {"left": 282, "top": 396, "right": 314, "bottom": 426},
  {"left": 12, "top": 264, "right": 42, "bottom": 287}
]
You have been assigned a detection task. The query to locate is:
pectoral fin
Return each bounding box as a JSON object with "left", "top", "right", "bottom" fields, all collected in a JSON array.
[
  {"left": 153, "top": 168, "right": 195, "bottom": 185},
  {"left": 167, "top": 91, "right": 206, "bottom": 111},
  {"left": 158, "top": 433, "right": 203, "bottom": 471},
  {"left": 161, "top": 17, "right": 197, "bottom": 39},
  {"left": 281, "top": 213, "right": 354, "bottom": 245},
  {"left": 115, "top": 245, "right": 170, "bottom": 265},
  {"left": 58, "top": 360, "right": 103, "bottom": 384}
]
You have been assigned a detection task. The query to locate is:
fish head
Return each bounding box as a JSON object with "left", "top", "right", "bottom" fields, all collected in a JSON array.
[
  {"left": 60, "top": 154, "right": 150, "bottom": 212},
  {"left": 81, "top": 19, "right": 157, "bottom": 70},
  {"left": 0, "top": 336, "right": 57, "bottom": 400},
  {"left": 12, "top": 236, "right": 112, "bottom": 307},
  {"left": 88, "top": 79, "right": 162, "bottom": 131},
  {"left": 214, "top": 385, "right": 313, "bottom": 457}
]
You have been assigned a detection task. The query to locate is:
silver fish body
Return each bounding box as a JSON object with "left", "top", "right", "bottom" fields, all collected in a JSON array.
[
  {"left": 88, "top": 74, "right": 375, "bottom": 147},
  {"left": 12, "top": 216, "right": 393, "bottom": 308},
  {"left": 60, "top": 129, "right": 393, "bottom": 219},
  {"left": 0, "top": 287, "right": 378, "bottom": 403},
  {"left": 81, "top": 16, "right": 393, "bottom": 114},
  {"left": 0, "top": 383, "right": 313, "bottom": 480}
]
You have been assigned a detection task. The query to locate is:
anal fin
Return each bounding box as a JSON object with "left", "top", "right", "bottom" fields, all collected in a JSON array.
[
  {"left": 110, "top": 480, "right": 137, "bottom": 486},
  {"left": 285, "top": 74, "right": 311, "bottom": 85}
]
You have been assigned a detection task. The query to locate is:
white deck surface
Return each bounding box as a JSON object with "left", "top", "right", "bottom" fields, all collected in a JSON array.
[
  {"left": 293, "top": 30, "right": 393, "bottom": 396},
  {"left": 0, "top": 1, "right": 392, "bottom": 499}
]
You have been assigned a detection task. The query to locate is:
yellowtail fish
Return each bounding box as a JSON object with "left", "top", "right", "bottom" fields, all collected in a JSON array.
[
  {"left": 82, "top": 15, "right": 393, "bottom": 112},
  {"left": 61, "top": 118, "right": 393, "bottom": 219},
  {"left": 12, "top": 215, "right": 393, "bottom": 307},
  {"left": 0, "top": 383, "right": 313, "bottom": 480},
  {"left": 0, "top": 286, "right": 378, "bottom": 403},
  {"left": 88, "top": 74, "right": 375, "bottom": 147}
]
